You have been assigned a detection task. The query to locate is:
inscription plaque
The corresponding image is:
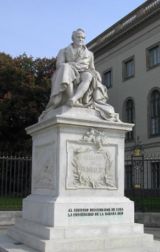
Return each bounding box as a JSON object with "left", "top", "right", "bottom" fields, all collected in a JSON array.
[
  {"left": 67, "top": 207, "right": 124, "bottom": 217},
  {"left": 66, "top": 129, "right": 118, "bottom": 189}
]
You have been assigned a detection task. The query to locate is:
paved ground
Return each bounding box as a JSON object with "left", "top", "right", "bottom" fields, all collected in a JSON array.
[{"left": 145, "top": 227, "right": 160, "bottom": 240}]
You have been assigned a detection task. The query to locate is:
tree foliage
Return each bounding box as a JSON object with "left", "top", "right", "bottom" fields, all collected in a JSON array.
[{"left": 0, "top": 53, "right": 55, "bottom": 153}]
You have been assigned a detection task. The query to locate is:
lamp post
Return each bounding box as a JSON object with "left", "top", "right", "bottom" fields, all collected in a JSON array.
[
  {"left": 132, "top": 136, "right": 144, "bottom": 189},
  {"left": 132, "top": 136, "right": 144, "bottom": 157}
]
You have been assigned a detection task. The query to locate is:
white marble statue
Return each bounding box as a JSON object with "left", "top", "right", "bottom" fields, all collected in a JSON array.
[{"left": 47, "top": 28, "right": 118, "bottom": 121}]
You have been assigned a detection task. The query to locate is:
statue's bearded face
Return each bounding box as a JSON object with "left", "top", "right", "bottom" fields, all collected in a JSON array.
[{"left": 73, "top": 31, "right": 85, "bottom": 47}]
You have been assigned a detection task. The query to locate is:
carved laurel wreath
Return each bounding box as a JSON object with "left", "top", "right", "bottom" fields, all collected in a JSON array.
[
  {"left": 72, "top": 150, "right": 115, "bottom": 189},
  {"left": 71, "top": 128, "right": 116, "bottom": 189}
]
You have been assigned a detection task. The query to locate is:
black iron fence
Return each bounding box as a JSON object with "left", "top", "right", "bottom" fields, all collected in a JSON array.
[
  {"left": 125, "top": 154, "right": 160, "bottom": 212},
  {"left": 0, "top": 153, "right": 31, "bottom": 210},
  {"left": 0, "top": 153, "right": 160, "bottom": 211}
]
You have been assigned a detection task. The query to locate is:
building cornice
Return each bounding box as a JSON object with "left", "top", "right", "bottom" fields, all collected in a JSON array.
[{"left": 87, "top": 0, "right": 160, "bottom": 56}]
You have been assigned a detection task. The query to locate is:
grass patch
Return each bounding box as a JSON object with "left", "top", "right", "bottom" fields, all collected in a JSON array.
[
  {"left": 0, "top": 197, "right": 23, "bottom": 210},
  {"left": 127, "top": 195, "right": 160, "bottom": 212}
]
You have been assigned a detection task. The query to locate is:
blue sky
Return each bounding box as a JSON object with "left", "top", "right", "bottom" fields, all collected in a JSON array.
[{"left": 0, "top": 0, "right": 145, "bottom": 58}]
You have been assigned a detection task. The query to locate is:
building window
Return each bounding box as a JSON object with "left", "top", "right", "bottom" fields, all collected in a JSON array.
[
  {"left": 124, "top": 99, "right": 135, "bottom": 141},
  {"left": 151, "top": 162, "right": 160, "bottom": 189},
  {"left": 147, "top": 44, "right": 160, "bottom": 69},
  {"left": 103, "top": 69, "right": 112, "bottom": 89},
  {"left": 149, "top": 89, "right": 160, "bottom": 137},
  {"left": 123, "top": 56, "right": 135, "bottom": 81}
]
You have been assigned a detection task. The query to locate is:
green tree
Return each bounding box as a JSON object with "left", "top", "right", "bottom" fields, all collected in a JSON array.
[{"left": 0, "top": 53, "right": 55, "bottom": 153}]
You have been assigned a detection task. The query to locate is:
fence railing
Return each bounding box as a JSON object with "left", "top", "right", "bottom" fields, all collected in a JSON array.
[
  {"left": 125, "top": 155, "right": 160, "bottom": 212},
  {"left": 0, "top": 153, "right": 160, "bottom": 211},
  {"left": 0, "top": 153, "right": 31, "bottom": 210}
]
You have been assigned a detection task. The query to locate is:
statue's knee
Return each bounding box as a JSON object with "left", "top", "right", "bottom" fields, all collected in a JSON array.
[{"left": 87, "top": 73, "right": 93, "bottom": 83}]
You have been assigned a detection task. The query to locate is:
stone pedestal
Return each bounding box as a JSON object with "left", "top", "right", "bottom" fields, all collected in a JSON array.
[{"left": 1, "top": 106, "right": 159, "bottom": 251}]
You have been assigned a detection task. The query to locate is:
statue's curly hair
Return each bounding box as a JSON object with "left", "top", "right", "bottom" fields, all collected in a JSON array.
[{"left": 71, "top": 28, "right": 85, "bottom": 41}]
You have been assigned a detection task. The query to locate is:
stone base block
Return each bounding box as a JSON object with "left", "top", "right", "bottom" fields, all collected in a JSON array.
[{"left": 22, "top": 195, "right": 135, "bottom": 227}]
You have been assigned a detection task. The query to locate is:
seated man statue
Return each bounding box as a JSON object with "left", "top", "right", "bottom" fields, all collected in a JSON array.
[{"left": 47, "top": 28, "right": 118, "bottom": 121}]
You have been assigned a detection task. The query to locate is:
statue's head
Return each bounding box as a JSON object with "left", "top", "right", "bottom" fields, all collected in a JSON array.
[{"left": 72, "top": 28, "right": 86, "bottom": 47}]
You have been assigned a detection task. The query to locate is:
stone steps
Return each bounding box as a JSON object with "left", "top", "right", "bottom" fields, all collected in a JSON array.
[
  {"left": 1, "top": 233, "right": 159, "bottom": 252},
  {"left": 8, "top": 225, "right": 156, "bottom": 252},
  {"left": 12, "top": 217, "right": 144, "bottom": 240}
]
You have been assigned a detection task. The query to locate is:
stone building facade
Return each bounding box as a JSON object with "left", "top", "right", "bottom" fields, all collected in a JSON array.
[{"left": 88, "top": 0, "right": 160, "bottom": 159}]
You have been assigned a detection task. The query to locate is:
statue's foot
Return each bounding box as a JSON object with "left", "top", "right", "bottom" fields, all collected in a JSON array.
[
  {"left": 68, "top": 97, "right": 82, "bottom": 107},
  {"left": 68, "top": 97, "right": 77, "bottom": 106}
]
